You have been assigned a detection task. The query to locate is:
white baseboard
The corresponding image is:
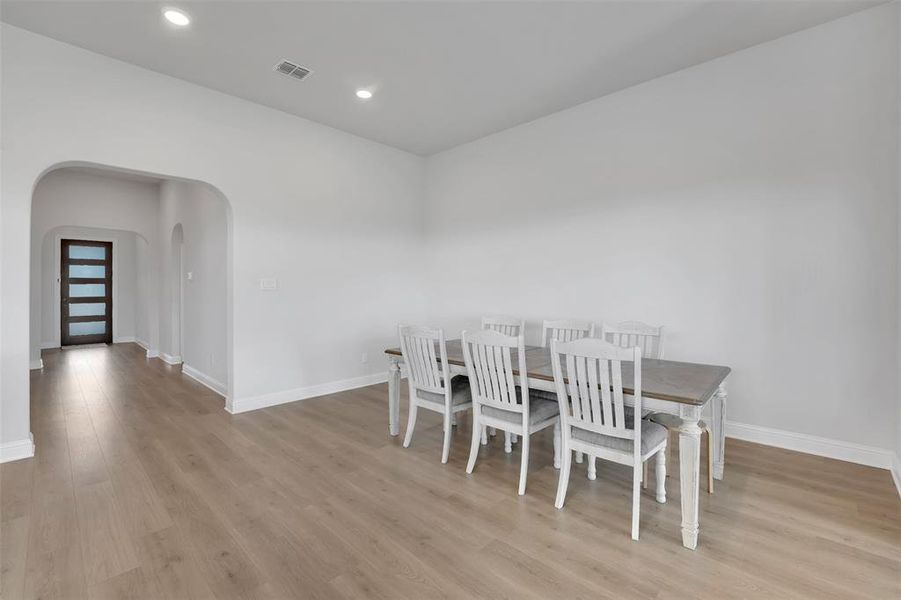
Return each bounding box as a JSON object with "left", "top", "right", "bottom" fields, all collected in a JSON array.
[
  {"left": 0, "top": 433, "right": 35, "bottom": 463},
  {"left": 29, "top": 359, "right": 43, "bottom": 370},
  {"left": 135, "top": 339, "right": 159, "bottom": 358},
  {"left": 182, "top": 364, "right": 227, "bottom": 397},
  {"left": 892, "top": 453, "right": 901, "bottom": 499},
  {"left": 160, "top": 352, "right": 182, "bottom": 365},
  {"left": 114, "top": 336, "right": 136, "bottom": 343},
  {"left": 227, "top": 372, "right": 388, "bottom": 414},
  {"left": 726, "top": 421, "right": 894, "bottom": 470},
  {"left": 40, "top": 341, "right": 58, "bottom": 350}
]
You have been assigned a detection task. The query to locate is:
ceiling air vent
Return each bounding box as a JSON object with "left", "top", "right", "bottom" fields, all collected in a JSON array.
[{"left": 273, "top": 60, "right": 312, "bottom": 81}]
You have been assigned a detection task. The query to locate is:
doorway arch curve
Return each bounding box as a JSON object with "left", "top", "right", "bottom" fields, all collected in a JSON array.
[{"left": 29, "top": 161, "right": 234, "bottom": 404}]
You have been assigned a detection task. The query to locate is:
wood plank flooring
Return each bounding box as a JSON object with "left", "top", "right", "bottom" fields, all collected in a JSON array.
[{"left": 1, "top": 342, "right": 899, "bottom": 599}]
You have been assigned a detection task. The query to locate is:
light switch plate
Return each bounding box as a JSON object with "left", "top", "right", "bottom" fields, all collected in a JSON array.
[{"left": 260, "top": 278, "right": 278, "bottom": 290}]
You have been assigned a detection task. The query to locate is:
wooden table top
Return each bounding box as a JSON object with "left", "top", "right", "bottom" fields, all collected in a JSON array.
[{"left": 385, "top": 340, "right": 730, "bottom": 406}]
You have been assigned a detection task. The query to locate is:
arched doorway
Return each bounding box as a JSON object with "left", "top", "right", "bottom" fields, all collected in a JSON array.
[{"left": 28, "top": 161, "right": 234, "bottom": 404}]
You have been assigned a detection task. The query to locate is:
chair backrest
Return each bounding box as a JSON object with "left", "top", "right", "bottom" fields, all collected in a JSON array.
[
  {"left": 481, "top": 315, "right": 525, "bottom": 337},
  {"left": 600, "top": 321, "right": 664, "bottom": 359},
  {"left": 461, "top": 329, "right": 528, "bottom": 416},
  {"left": 540, "top": 319, "right": 595, "bottom": 348},
  {"left": 550, "top": 337, "right": 642, "bottom": 450},
  {"left": 398, "top": 325, "right": 449, "bottom": 395}
]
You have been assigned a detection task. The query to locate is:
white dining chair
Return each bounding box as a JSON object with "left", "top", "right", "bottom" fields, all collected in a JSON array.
[
  {"left": 480, "top": 315, "right": 526, "bottom": 448},
  {"left": 600, "top": 321, "right": 664, "bottom": 359},
  {"left": 462, "top": 329, "right": 560, "bottom": 495},
  {"left": 398, "top": 325, "right": 473, "bottom": 464},
  {"left": 540, "top": 319, "right": 595, "bottom": 347},
  {"left": 550, "top": 337, "right": 667, "bottom": 540},
  {"left": 481, "top": 315, "right": 525, "bottom": 337},
  {"left": 594, "top": 321, "right": 664, "bottom": 481},
  {"left": 539, "top": 319, "right": 595, "bottom": 466}
]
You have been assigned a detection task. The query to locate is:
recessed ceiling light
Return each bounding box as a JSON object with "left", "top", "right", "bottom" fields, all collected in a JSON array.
[
  {"left": 163, "top": 9, "right": 191, "bottom": 26},
  {"left": 355, "top": 89, "right": 373, "bottom": 100}
]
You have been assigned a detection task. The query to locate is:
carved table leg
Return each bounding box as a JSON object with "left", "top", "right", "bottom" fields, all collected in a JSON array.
[
  {"left": 679, "top": 411, "right": 703, "bottom": 550},
  {"left": 388, "top": 361, "right": 401, "bottom": 437},
  {"left": 712, "top": 382, "right": 727, "bottom": 480}
]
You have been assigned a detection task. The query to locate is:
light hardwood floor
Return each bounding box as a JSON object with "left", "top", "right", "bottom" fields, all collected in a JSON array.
[{"left": 1, "top": 343, "right": 899, "bottom": 599}]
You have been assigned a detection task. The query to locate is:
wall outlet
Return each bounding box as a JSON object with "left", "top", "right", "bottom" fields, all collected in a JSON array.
[
  {"left": 360, "top": 352, "right": 368, "bottom": 364},
  {"left": 186, "top": 271, "right": 194, "bottom": 281},
  {"left": 259, "top": 277, "right": 277, "bottom": 291}
]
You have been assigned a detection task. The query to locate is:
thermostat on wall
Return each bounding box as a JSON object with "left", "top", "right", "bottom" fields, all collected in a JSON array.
[{"left": 259, "top": 278, "right": 278, "bottom": 290}]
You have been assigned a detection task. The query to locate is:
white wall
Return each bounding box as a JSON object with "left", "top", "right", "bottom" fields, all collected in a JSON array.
[
  {"left": 1, "top": 23, "right": 425, "bottom": 449},
  {"left": 424, "top": 4, "right": 899, "bottom": 452},
  {"left": 158, "top": 179, "right": 228, "bottom": 390},
  {"left": 30, "top": 169, "right": 160, "bottom": 358}
]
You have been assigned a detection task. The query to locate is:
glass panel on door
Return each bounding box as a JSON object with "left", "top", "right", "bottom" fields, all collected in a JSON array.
[
  {"left": 69, "top": 321, "right": 106, "bottom": 336},
  {"left": 69, "top": 283, "right": 106, "bottom": 297},
  {"left": 68, "top": 245, "right": 107, "bottom": 260},
  {"left": 69, "top": 303, "right": 106, "bottom": 317},
  {"left": 69, "top": 264, "right": 106, "bottom": 279}
]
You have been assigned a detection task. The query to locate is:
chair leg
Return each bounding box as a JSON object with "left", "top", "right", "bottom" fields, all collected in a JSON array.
[
  {"left": 655, "top": 443, "right": 667, "bottom": 503},
  {"left": 467, "top": 416, "right": 481, "bottom": 474},
  {"left": 706, "top": 428, "right": 714, "bottom": 494},
  {"left": 575, "top": 451, "right": 583, "bottom": 464},
  {"left": 587, "top": 456, "right": 597, "bottom": 480},
  {"left": 555, "top": 447, "right": 572, "bottom": 509},
  {"left": 643, "top": 460, "right": 649, "bottom": 489},
  {"left": 403, "top": 401, "right": 418, "bottom": 448},
  {"left": 553, "top": 421, "right": 561, "bottom": 469},
  {"left": 481, "top": 425, "right": 488, "bottom": 445},
  {"left": 441, "top": 411, "right": 452, "bottom": 464},
  {"left": 489, "top": 427, "right": 497, "bottom": 437},
  {"left": 504, "top": 432, "right": 513, "bottom": 454},
  {"left": 518, "top": 433, "right": 530, "bottom": 495},
  {"left": 631, "top": 461, "right": 642, "bottom": 540}
]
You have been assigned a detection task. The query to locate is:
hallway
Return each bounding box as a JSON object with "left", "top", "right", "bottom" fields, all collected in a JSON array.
[{"left": 1, "top": 344, "right": 898, "bottom": 599}]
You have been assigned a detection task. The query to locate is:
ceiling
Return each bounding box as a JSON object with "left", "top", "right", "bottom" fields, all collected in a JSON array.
[{"left": 1, "top": 1, "right": 880, "bottom": 155}]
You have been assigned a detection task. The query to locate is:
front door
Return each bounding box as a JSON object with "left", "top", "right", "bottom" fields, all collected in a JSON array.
[{"left": 60, "top": 239, "right": 113, "bottom": 346}]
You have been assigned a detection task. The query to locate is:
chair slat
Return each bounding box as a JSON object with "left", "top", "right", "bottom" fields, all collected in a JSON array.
[
  {"left": 566, "top": 353, "right": 581, "bottom": 421},
  {"left": 586, "top": 357, "right": 602, "bottom": 426},
  {"left": 598, "top": 355, "right": 612, "bottom": 427},
  {"left": 611, "top": 359, "right": 625, "bottom": 428},
  {"left": 576, "top": 356, "right": 591, "bottom": 424}
]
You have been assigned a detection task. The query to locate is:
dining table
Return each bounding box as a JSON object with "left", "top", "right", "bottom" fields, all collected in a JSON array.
[{"left": 384, "top": 340, "right": 730, "bottom": 550}]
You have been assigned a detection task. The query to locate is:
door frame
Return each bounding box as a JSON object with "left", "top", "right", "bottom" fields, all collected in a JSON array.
[
  {"left": 53, "top": 233, "right": 120, "bottom": 347},
  {"left": 61, "top": 239, "right": 113, "bottom": 346}
]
